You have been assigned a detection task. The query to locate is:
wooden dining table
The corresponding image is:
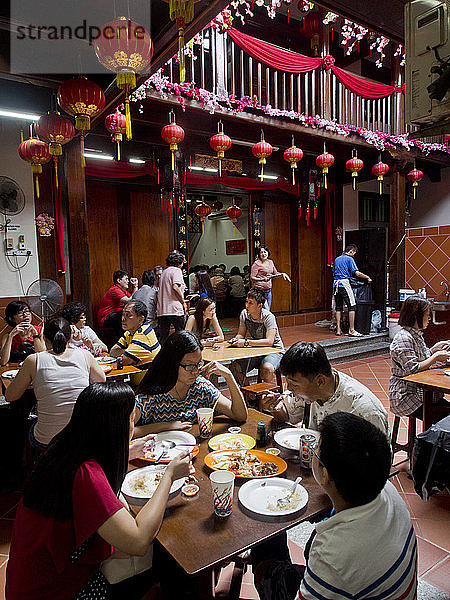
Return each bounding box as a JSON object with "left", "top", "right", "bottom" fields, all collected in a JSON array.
[
  {"left": 129, "top": 408, "right": 330, "bottom": 599},
  {"left": 402, "top": 368, "right": 450, "bottom": 430}
]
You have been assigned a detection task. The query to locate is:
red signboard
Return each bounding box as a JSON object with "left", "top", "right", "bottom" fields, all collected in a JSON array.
[{"left": 226, "top": 239, "right": 247, "bottom": 255}]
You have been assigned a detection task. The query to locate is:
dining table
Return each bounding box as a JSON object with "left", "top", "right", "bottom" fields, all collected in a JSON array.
[
  {"left": 402, "top": 368, "right": 450, "bottom": 430},
  {"left": 129, "top": 407, "right": 330, "bottom": 599}
]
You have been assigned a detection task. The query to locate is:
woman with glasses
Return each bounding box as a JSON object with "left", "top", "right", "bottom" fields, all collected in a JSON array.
[
  {"left": 133, "top": 331, "right": 247, "bottom": 436},
  {"left": 1, "top": 301, "right": 45, "bottom": 366}
]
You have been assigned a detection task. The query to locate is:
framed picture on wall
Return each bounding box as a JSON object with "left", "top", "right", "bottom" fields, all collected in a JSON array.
[{"left": 226, "top": 239, "right": 246, "bottom": 255}]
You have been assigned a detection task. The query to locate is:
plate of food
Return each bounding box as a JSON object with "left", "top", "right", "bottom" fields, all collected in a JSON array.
[
  {"left": 1, "top": 369, "right": 19, "bottom": 379},
  {"left": 96, "top": 356, "right": 116, "bottom": 364},
  {"left": 122, "top": 465, "right": 184, "bottom": 499},
  {"left": 204, "top": 449, "right": 287, "bottom": 478},
  {"left": 238, "top": 477, "right": 309, "bottom": 516},
  {"left": 208, "top": 433, "right": 256, "bottom": 451},
  {"left": 142, "top": 430, "right": 199, "bottom": 463},
  {"left": 274, "top": 428, "right": 320, "bottom": 452}
]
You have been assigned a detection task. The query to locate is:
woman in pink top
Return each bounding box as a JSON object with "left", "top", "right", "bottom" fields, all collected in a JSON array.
[{"left": 250, "top": 245, "right": 291, "bottom": 309}]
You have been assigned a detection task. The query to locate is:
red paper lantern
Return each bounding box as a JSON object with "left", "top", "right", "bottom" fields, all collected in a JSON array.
[
  {"left": 161, "top": 111, "right": 185, "bottom": 173},
  {"left": 105, "top": 111, "right": 127, "bottom": 161},
  {"left": 372, "top": 161, "right": 389, "bottom": 195},
  {"left": 209, "top": 121, "right": 232, "bottom": 176},
  {"left": 407, "top": 168, "right": 423, "bottom": 200},
  {"left": 226, "top": 204, "right": 242, "bottom": 223},
  {"left": 316, "top": 149, "right": 334, "bottom": 189},
  {"left": 57, "top": 77, "right": 105, "bottom": 166},
  {"left": 252, "top": 132, "right": 273, "bottom": 180},
  {"left": 36, "top": 112, "right": 75, "bottom": 188},
  {"left": 346, "top": 153, "right": 364, "bottom": 190},
  {"left": 94, "top": 16, "right": 153, "bottom": 139},
  {"left": 284, "top": 137, "right": 303, "bottom": 184},
  {"left": 18, "top": 138, "right": 51, "bottom": 198},
  {"left": 195, "top": 201, "right": 212, "bottom": 233}
]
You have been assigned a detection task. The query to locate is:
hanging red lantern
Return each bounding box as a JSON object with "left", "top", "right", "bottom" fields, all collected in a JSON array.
[
  {"left": 163, "top": 0, "right": 198, "bottom": 82},
  {"left": 94, "top": 16, "right": 153, "bottom": 139},
  {"left": 35, "top": 112, "right": 75, "bottom": 188},
  {"left": 252, "top": 131, "right": 273, "bottom": 180},
  {"left": 233, "top": 196, "right": 243, "bottom": 206},
  {"left": 407, "top": 167, "right": 423, "bottom": 200},
  {"left": 209, "top": 121, "right": 232, "bottom": 176},
  {"left": 57, "top": 78, "right": 105, "bottom": 167},
  {"left": 195, "top": 200, "right": 212, "bottom": 233},
  {"left": 161, "top": 110, "right": 185, "bottom": 173},
  {"left": 316, "top": 146, "right": 334, "bottom": 189},
  {"left": 283, "top": 136, "right": 303, "bottom": 184},
  {"left": 346, "top": 151, "right": 364, "bottom": 191},
  {"left": 212, "top": 200, "right": 223, "bottom": 211},
  {"left": 18, "top": 138, "right": 51, "bottom": 198},
  {"left": 105, "top": 111, "right": 127, "bottom": 161},
  {"left": 226, "top": 204, "right": 242, "bottom": 223},
  {"left": 372, "top": 161, "right": 389, "bottom": 195}
]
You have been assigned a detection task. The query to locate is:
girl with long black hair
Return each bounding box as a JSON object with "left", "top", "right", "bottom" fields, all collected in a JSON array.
[{"left": 185, "top": 297, "right": 224, "bottom": 346}]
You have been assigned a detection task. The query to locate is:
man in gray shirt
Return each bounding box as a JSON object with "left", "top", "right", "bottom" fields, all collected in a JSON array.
[{"left": 229, "top": 289, "right": 284, "bottom": 384}]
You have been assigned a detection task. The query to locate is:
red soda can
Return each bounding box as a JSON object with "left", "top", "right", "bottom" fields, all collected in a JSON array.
[{"left": 299, "top": 434, "right": 316, "bottom": 468}]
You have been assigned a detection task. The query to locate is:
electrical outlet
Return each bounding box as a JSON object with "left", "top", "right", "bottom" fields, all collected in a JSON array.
[
  {"left": 5, "top": 249, "right": 33, "bottom": 257},
  {"left": 5, "top": 238, "right": 13, "bottom": 251},
  {"left": 18, "top": 235, "right": 25, "bottom": 250}
]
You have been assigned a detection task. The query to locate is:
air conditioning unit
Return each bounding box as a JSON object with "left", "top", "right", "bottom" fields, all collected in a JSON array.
[{"left": 405, "top": 0, "right": 450, "bottom": 129}]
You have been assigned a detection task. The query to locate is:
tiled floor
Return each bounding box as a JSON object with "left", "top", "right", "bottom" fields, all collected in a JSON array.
[{"left": 1, "top": 349, "right": 449, "bottom": 599}]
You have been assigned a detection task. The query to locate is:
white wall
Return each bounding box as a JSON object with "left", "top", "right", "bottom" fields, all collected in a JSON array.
[
  {"left": 190, "top": 209, "right": 249, "bottom": 270},
  {"left": 0, "top": 120, "right": 40, "bottom": 298},
  {"left": 408, "top": 168, "right": 450, "bottom": 227}
]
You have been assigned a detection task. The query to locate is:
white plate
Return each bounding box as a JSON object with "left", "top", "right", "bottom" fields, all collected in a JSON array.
[
  {"left": 1, "top": 369, "right": 19, "bottom": 379},
  {"left": 100, "top": 364, "right": 112, "bottom": 372},
  {"left": 444, "top": 369, "right": 450, "bottom": 376},
  {"left": 96, "top": 356, "right": 116, "bottom": 364},
  {"left": 144, "top": 430, "right": 197, "bottom": 462},
  {"left": 238, "top": 477, "right": 309, "bottom": 516},
  {"left": 274, "top": 428, "right": 320, "bottom": 452},
  {"left": 122, "top": 465, "right": 184, "bottom": 499}
]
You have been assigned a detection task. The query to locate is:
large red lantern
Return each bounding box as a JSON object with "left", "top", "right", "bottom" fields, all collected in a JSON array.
[
  {"left": 161, "top": 110, "right": 185, "bottom": 172},
  {"left": 226, "top": 203, "right": 243, "bottom": 236},
  {"left": 94, "top": 16, "right": 153, "bottom": 139},
  {"left": 57, "top": 78, "right": 105, "bottom": 166},
  {"left": 195, "top": 199, "right": 212, "bottom": 233},
  {"left": 372, "top": 161, "right": 389, "bottom": 195},
  {"left": 407, "top": 166, "right": 423, "bottom": 200},
  {"left": 316, "top": 146, "right": 334, "bottom": 189},
  {"left": 36, "top": 112, "right": 75, "bottom": 188},
  {"left": 18, "top": 138, "right": 51, "bottom": 198},
  {"left": 105, "top": 111, "right": 127, "bottom": 161},
  {"left": 252, "top": 131, "right": 273, "bottom": 180},
  {"left": 209, "top": 121, "right": 232, "bottom": 176},
  {"left": 283, "top": 136, "right": 303, "bottom": 184},
  {"left": 346, "top": 151, "right": 364, "bottom": 191}
]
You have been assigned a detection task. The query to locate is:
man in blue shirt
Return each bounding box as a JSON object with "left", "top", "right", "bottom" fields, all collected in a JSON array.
[{"left": 333, "top": 244, "right": 372, "bottom": 336}]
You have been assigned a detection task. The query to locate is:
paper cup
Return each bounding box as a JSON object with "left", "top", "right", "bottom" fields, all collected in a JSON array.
[
  {"left": 210, "top": 470, "right": 235, "bottom": 517},
  {"left": 197, "top": 407, "right": 214, "bottom": 438}
]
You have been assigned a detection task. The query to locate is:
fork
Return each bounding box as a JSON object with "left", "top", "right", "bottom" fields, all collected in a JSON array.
[{"left": 276, "top": 476, "right": 302, "bottom": 509}]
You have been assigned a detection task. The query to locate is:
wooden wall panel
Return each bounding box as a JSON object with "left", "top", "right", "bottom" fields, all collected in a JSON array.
[
  {"left": 85, "top": 181, "right": 120, "bottom": 323},
  {"left": 298, "top": 218, "right": 324, "bottom": 310},
  {"left": 129, "top": 191, "right": 170, "bottom": 277},
  {"left": 264, "top": 200, "right": 292, "bottom": 313}
]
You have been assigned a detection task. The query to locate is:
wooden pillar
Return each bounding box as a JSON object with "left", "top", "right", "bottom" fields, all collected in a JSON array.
[
  {"left": 65, "top": 139, "right": 92, "bottom": 321},
  {"left": 290, "top": 195, "right": 299, "bottom": 314},
  {"left": 389, "top": 167, "right": 406, "bottom": 304}
]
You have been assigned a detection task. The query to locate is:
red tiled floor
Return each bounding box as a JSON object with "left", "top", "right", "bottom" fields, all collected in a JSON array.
[
  {"left": 422, "top": 555, "right": 450, "bottom": 594},
  {"left": 0, "top": 561, "right": 7, "bottom": 600},
  {"left": 415, "top": 519, "right": 450, "bottom": 552},
  {"left": 416, "top": 538, "right": 448, "bottom": 576}
]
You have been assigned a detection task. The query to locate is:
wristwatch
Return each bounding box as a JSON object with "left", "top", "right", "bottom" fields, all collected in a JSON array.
[{"left": 244, "top": 339, "right": 249, "bottom": 347}]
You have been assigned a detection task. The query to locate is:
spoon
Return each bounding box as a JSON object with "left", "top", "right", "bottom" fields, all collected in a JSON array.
[
  {"left": 161, "top": 441, "right": 198, "bottom": 451},
  {"left": 276, "top": 476, "right": 303, "bottom": 509}
]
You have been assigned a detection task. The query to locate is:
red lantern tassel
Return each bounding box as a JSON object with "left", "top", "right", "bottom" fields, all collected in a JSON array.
[
  {"left": 116, "top": 140, "right": 121, "bottom": 161},
  {"left": 53, "top": 157, "right": 59, "bottom": 190},
  {"left": 306, "top": 203, "right": 310, "bottom": 226},
  {"left": 34, "top": 174, "right": 40, "bottom": 198},
  {"left": 125, "top": 92, "right": 132, "bottom": 140},
  {"left": 80, "top": 133, "right": 85, "bottom": 168}
]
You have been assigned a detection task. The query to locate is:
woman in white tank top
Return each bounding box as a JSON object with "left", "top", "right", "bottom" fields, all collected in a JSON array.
[{"left": 6, "top": 317, "right": 106, "bottom": 447}]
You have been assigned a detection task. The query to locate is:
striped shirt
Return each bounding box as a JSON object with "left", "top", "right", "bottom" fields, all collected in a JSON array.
[
  {"left": 116, "top": 324, "right": 160, "bottom": 365},
  {"left": 136, "top": 376, "right": 220, "bottom": 423},
  {"left": 297, "top": 481, "right": 417, "bottom": 600}
]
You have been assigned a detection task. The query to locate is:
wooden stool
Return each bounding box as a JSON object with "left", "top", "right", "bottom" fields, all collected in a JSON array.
[
  {"left": 241, "top": 382, "right": 281, "bottom": 412},
  {"left": 391, "top": 415, "right": 416, "bottom": 466}
]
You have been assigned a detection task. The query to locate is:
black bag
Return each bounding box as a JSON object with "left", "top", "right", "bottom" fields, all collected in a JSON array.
[{"left": 411, "top": 415, "right": 450, "bottom": 501}]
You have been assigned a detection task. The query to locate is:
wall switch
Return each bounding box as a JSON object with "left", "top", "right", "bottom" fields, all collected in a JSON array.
[
  {"left": 5, "top": 238, "right": 13, "bottom": 250},
  {"left": 18, "top": 235, "right": 25, "bottom": 250}
]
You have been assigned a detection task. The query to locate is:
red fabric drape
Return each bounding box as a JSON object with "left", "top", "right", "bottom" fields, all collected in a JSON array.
[
  {"left": 85, "top": 160, "right": 157, "bottom": 179},
  {"left": 186, "top": 172, "right": 298, "bottom": 195},
  {"left": 227, "top": 26, "right": 322, "bottom": 73},
  {"left": 227, "top": 26, "right": 403, "bottom": 99}
]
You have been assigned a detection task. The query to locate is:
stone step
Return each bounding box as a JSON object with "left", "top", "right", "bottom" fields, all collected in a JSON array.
[{"left": 321, "top": 332, "right": 391, "bottom": 363}]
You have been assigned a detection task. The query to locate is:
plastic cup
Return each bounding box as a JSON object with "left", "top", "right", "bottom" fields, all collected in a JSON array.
[
  {"left": 197, "top": 407, "right": 214, "bottom": 438},
  {"left": 210, "top": 470, "right": 235, "bottom": 517}
]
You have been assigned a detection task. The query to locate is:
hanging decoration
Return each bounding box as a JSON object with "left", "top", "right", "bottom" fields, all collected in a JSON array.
[
  {"left": 346, "top": 150, "right": 364, "bottom": 190},
  {"left": 233, "top": 196, "right": 243, "bottom": 206},
  {"left": 213, "top": 200, "right": 223, "bottom": 211},
  {"left": 165, "top": 0, "right": 196, "bottom": 82},
  {"left": 407, "top": 165, "right": 423, "bottom": 200},
  {"left": 18, "top": 138, "right": 51, "bottom": 198},
  {"left": 105, "top": 111, "right": 127, "bottom": 160},
  {"left": 226, "top": 202, "right": 243, "bottom": 236},
  {"left": 57, "top": 78, "right": 105, "bottom": 167},
  {"left": 283, "top": 136, "right": 303, "bottom": 184},
  {"left": 161, "top": 110, "right": 185, "bottom": 175},
  {"left": 94, "top": 16, "right": 153, "bottom": 139},
  {"left": 372, "top": 159, "right": 389, "bottom": 195},
  {"left": 194, "top": 198, "right": 212, "bottom": 232},
  {"left": 36, "top": 213, "right": 55, "bottom": 237},
  {"left": 35, "top": 112, "right": 75, "bottom": 189},
  {"left": 209, "top": 121, "right": 232, "bottom": 176},
  {"left": 316, "top": 145, "right": 334, "bottom": 189},
  {"left": 252, "top": 130, "right": 273, "bottom": 180}
]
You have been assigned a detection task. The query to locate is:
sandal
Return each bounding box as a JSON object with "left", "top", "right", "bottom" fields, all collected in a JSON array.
[
  {"left": 348, "top": 331, "right": 363, "bottom": 337},
  {"left": 335, "top": 331, "right": 343, "bottom": 336}
]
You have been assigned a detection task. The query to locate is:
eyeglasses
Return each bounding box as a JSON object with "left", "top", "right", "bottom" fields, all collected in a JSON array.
[
  {"left": 17, "top": 309, "right": 31, "bottom": 316},
  {"left": 180, "top": 360, "right": 204, "bottom": 372}
]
